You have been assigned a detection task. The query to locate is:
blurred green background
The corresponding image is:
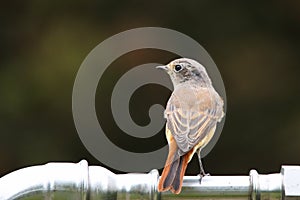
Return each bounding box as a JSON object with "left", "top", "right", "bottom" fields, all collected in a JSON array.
[{"left": 1, "top": 0, "right": 300, "bottom": 177}]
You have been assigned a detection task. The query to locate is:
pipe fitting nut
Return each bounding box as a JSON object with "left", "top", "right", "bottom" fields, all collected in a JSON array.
[{"left": 281, "top": 166, "right": 300, "bottom": 200}]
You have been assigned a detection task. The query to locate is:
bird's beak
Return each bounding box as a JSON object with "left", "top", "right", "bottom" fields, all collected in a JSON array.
[{"left": 156, "top": 65, "right": 169, "bottom": 71}]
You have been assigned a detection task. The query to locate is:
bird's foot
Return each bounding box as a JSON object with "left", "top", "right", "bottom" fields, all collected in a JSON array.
[{"left": 198, "top": 172, "right": 210, "bottom": 184}]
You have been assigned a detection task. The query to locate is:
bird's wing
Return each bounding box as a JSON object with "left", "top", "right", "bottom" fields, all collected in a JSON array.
[{"left": 165, "top": 86, "right": 223, "bottom": 155}]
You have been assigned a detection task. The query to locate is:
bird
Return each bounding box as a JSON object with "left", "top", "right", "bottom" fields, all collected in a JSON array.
[{"left": 156, "top": 58, "right": 224, "bottom": 194}]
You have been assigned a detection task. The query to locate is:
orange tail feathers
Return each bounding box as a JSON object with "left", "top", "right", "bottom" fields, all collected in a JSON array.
[{"left": 158, "top": 151, "right": 189, "bottom": 194}]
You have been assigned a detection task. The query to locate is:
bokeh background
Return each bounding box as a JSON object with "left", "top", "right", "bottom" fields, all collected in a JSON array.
[{"left": 1, "top": 1, "right": 300, "bottom": 177}]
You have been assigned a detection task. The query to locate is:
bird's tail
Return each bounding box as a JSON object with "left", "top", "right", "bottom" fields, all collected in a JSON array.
[{"left": 158, "top": 149, "right": 189, "bottom": 194}]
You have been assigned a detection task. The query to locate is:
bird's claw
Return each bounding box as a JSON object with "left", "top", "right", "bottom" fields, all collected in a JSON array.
[{"left": 198, "top": 172, "right": 210, "bottom": 184}]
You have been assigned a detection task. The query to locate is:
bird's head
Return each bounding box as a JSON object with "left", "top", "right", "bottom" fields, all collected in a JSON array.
[{"left": 156, "top": 58, "right": 212, "bottom": 87}]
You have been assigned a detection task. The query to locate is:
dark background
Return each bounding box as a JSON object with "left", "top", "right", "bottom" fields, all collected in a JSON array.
[{"left": 1, "top": 0, "right": 300, "bottom": 177}]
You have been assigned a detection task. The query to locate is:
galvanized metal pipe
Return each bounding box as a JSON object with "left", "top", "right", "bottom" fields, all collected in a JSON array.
[
  {"left": 162, "top": 175, "right": 250, "bottom": 200},
  {"left": 0, "top": 160, "right": 299, "bottom": 200},
  {"left": 0, "top": 160, "right": 89, "bottom": 200},
  {"left": 166, "top": 171, "right": 282, "bottom": 200}
]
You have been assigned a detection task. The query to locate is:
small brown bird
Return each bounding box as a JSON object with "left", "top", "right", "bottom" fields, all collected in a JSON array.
[{"left": 156, "top": 58, "right": 224, "bottom": 194}]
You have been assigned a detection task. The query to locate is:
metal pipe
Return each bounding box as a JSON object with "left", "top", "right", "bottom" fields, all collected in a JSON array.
[
  {"left": 162, "top": 175, "right": 250, "bottom": 200},
  {"left": 0, "top": 160, "right": 89, "bottom": 200},
  {"left": 161, "top": 171, "right": 282, "bottom": 200},
  {"left": 0, "top": 160, "right": 300, "bottom": 200}
]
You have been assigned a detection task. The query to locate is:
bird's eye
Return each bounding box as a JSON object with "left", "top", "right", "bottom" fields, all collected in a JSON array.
[{"left": 174, "top": 64, "right": 183, "bottom": 72}]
